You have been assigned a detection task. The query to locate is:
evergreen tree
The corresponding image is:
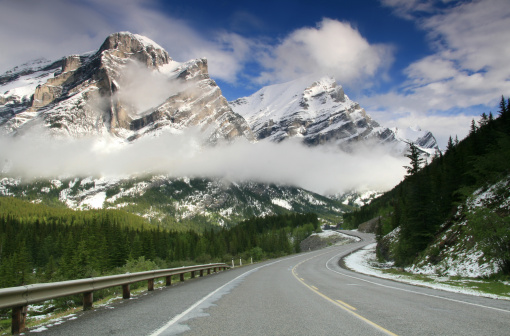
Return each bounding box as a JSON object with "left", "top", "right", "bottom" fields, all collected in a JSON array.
[
  {"left": 499, "top": 96, "right": 508, "bottom": 116},
  {"left": 478, "top": 113, "right": 489, "bottom": 127},
  {"left": 404, "top": 143, "right": 424, "bottom": 176},
  {"left": 470, "top": 119, "right": 478, "bottom": 134},
  {"left": 446, "top": 136, "right": 455, "bottom": 153}
]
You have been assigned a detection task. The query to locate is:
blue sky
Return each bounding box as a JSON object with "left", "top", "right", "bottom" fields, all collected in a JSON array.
[{"left": 1, "top": 0, "right": 509, "bottom": 148}]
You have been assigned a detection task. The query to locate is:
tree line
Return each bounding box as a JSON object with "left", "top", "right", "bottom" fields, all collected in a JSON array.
[
  {"left": 0, "top": 196, "right": 319, "bottom": 288},
  {"left": 344, "top": 96, "right": 510, "bottom": 269}
]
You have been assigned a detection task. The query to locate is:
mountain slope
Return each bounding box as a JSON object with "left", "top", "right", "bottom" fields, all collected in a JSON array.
[
  {"left": 0, "top": 32, "right": 439, "bottom": 232},
  {"left": 0, "top": 175, "right": 350, "bottom": 228},
  {"left": 0, "top": 32, "right": 254, "bottom": 143},
  {"left": 230, "top": 76, "right": 438, "bottom": 154},
  {"left": 348, "top": 101, "right": 510, "bottom": 277}
]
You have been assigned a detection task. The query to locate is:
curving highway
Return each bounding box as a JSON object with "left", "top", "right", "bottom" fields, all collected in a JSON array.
[{"left": 26, "top": 232, "right": 510, "bottom": 335}]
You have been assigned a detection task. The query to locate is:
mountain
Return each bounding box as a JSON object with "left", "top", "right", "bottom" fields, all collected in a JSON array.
[
  {"left": 0, "top": 32, "right": 356, "bottom": 228},
  {"left": 0, "top": 32, "right": 440, "bottom": 230},
  {"left": 0, "top": 32, "right": 254, "bottom": 143},
  {"left": 0, "top": 175, "right": 350, "bottom": 228},
  {"left": 230, "top": 76, "right": 438, "bottom": 155}
]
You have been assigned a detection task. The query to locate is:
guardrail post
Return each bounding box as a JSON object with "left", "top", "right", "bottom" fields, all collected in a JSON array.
[
  {"left": 11, "top": 305, "right": 27, "bottom": 335},
  {"left": 180, "top": 273, "right": 184, "bottom": 282},
  {"left": 199, "top": 270, "right": 204, "bottom": 277},
  {"left": 123, "top": 284, "right": 130, "bottom": 299},
  {"left": 83, "top": 291, "right": 93, "bottom": 310},
  {"left": 213, "top": 267, "right": 217, "bottom": 273},
  {"left": 166, "top": 276, "right": 172, "bottom": 286},
  {"left": 148, "top": 279, "right": 154, "bottom": 291},
  {"left": 207, "top": 268, "right": 211, "bottom": 275},
  {"left": 190, "top": 271, "right": 195, "bottom": 279}
]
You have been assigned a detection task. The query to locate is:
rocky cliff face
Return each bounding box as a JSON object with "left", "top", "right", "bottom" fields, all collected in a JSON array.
[
  {"left": 0, "top": 32, "right": 254, "bottom": 142},
  {"left": 127, "top": 58, "right": 254, "bottom": 143},
  {"left": 230, "top": 76, "right": 438, "bottom": 154}
]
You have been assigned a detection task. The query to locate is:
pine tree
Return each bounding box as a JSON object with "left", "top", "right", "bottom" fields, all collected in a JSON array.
[
  {"left": 499, "top": 96, "right": 508, "bottom": 116},
  {"left": 478, "top": 113, "right": 488, "bottom": 127},
  {"left": 446, "top": 136, "right": 455, "bottom": 153},
  {"left": 404, "top": 143, "right": 424, "bottom": 176},
  {"left": 470, "top": 119, "right": 478, "bottom": 134}
]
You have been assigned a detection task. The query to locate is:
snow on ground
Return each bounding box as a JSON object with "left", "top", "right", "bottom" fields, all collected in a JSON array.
[
  {"left": 29, "top": 313, "right": 78, "bottom": 333},
  {"left": 407, "top": 241, "right": 500, "bottom": 278},
  {"left": 106, "top": 181, "right": 149, "bottom": 204},
  {"left": 467, "top": 176, "right": 510, "bottom": 210},
  {"left": 344, "top": 243, "right": 508, "bottom": 299},
  {"left": 271, "top": 198, "right": 292, "bottom": 210},
  {"left": 0, "top": 177, "right": 20, "bottom": 196},
  {"left": 1, "top": 63, "right": 58, "bottom": 100},
  {"left": 300, "top": 191, "right": 326, "bottom": 205},
  {"left": 51, "top": 180, "right": 63, "bottom": 188},
  {"left": 220, "top": 207, "right": 234, "bottom": 217},
  {"left": 315, "top": 230, "right": 361, "bottom": 242},
  {"left": 80, "top": 191, "right": 106, "bottom": 209}
]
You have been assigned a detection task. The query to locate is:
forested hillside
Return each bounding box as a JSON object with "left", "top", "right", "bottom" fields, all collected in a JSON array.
[
  {"left": 0, "top": 197, "right": 319, "bottom": 288},
  {"left": 344, "top": 97, "right": 510, "bottom": 273}
]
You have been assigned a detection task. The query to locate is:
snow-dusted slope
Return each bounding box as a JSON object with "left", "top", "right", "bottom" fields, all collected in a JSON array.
[
  {"left": 0, "top": 32, "right": 253, "bottom": 143},
  {"left": 0, "top": 175, "right": 348, "bottom": 227},
  {"left": 230, "top": 76, "right": 439, "bottom": 154},
  {"left": 378, "top": 175, "right": 510, "bottom": 279}
]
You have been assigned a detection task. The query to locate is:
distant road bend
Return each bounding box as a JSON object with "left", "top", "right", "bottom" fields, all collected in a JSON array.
[{"left": 27, "top": 231, "right": 510, "bottom": 336}]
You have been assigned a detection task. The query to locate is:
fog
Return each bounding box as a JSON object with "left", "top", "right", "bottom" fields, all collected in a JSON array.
[
  {"left": 0, "top": 129, "right": 407, "bottom": 195},
  {"left": 115, "top": 61, "right": 183, "bottom": 116}
]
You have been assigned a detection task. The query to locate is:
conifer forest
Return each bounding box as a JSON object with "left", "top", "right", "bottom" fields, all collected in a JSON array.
[{"left": 344, "top": 97, "right": 510, "bottom": 271}]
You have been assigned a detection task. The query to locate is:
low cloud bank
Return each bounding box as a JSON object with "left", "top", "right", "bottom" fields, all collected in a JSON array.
[{"left": 0, "top": 131, "right": 407, "bottom": 195}]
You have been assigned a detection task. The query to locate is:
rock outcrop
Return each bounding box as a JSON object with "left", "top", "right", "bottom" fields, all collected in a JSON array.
[
  {"left": 230, "top": 76, "right": 439, "bottom": 154},
  {"left": 0, "top": 32, "right": 254, "bottom": 142}
]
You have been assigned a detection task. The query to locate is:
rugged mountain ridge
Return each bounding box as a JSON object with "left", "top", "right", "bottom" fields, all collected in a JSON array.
[
  {"left": 230, "top": 76, "right": 438, "bottom": 154},
  {"left": 1, "top": 32, "right": 438, "bottom": 152},
  {"left": 0, "top": 32, "right": 253, "bottom": 143},
  {"left": 0, "top": 175, "right": 349, "bottom": 228},
  {"left": 0, "top": 32, "right": 439, "bottom": 230}
]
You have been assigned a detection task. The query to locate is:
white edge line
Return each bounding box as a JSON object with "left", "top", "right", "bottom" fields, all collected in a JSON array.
[
  {"left": 149, "top": 254, "right": 304, "bottom": 336},
  {"left": 325, "top": 251, "right": 510, "bottom": 314},
  {"left": 149, "top": 268, "right": 258, "bottom": 336}
]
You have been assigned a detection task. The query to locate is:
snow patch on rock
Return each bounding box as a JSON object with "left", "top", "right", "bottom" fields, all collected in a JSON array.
[{"left": 271, "top": 198, "right": 292, "bottom": 210}]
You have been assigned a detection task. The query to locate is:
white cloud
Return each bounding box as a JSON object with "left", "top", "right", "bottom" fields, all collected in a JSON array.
[
  {"left": 0, "top": 2, "right": 393, "bottom": 90},
  {"left": 380, "top": 0, "right": 439, "bottom": 19},
  {"left": 404, "top": 55, "right": 458, "bottom": 84},
  {"left": 255, "top": 18, "right": 394, "bottom": 87},
  {"left": 367, "top": 106, "right": 473, "bottom": 148},
  {"left": 385, "top": 0, "right": 510, "bottom": 105},
  {"left": 0, "top": 0, "right": 111, "bottom": 73},
  {"left": 368, "top": 0, "right": 510, "bottom": 146},
  {"left": 0, "top": 0, "right": 253, "bottom": 84},
  {"left": 115, "top": 60, "right": 183, "bottom": 115},
  {"left": 0, "top": 131, "right": 407, "bottom": 195}
]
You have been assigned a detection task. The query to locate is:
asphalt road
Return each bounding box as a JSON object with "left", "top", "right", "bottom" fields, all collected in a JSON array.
[{"left": 26, "top": 232, "right": 510, "bottom": 335}]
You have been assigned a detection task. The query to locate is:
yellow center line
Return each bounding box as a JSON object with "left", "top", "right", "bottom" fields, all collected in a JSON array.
[
  {"left": 337, "top": 299, "right": 357, "bottom": 311},
  {"left": 292, "top": 252, "right": 399, "bottom": 336}
]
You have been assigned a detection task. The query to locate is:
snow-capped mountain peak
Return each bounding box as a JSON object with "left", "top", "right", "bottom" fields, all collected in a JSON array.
[
  {"left": 0, "top": 32, "right": 254, "bottom": 143},
  {"left": 230, "top": 75, "right": 438, "bottom": 154}
]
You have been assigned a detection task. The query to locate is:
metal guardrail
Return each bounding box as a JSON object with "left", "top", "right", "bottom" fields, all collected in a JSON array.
[{"left": 0, "top": 263, "right": 229, "bottom": 335}]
